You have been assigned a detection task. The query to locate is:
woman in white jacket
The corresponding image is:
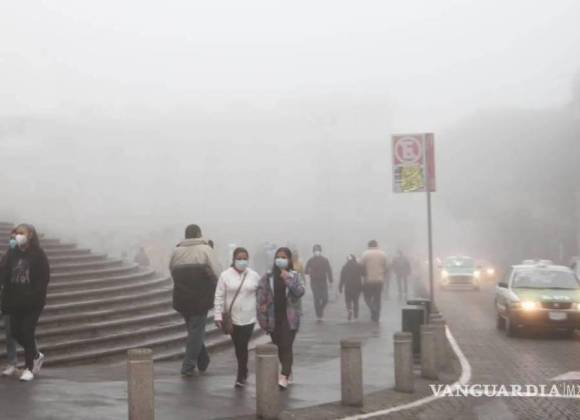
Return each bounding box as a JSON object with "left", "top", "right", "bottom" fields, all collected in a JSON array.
[{"left": 214, "top": 247, "right": 260, "bottom": 387}]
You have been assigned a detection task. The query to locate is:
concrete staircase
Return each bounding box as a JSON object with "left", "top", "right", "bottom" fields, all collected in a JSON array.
[{"left": 0, "top": 222, "right": 260, "bottom": 366}]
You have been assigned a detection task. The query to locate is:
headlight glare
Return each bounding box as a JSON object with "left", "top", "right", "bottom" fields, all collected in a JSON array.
[{"left": 521, "top": 301, "right": 538, "bottom": 311}]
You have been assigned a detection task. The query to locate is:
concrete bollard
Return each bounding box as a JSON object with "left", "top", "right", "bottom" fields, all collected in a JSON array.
[
  {"left": 393, "top": 332, "right": 414, "bottom": 393},
  {"left": 340, "top": 339, "right": 363, "bottom": 407},
  {"left": 127, "top": 348, "right": 154, "bottom": 420},
  {"left": 430, "top": 318, "right": 449, "bottom": 370},
  {"left": 256, "top": 344, "right": 280, "bottom": 419},
  {"left": 420, "top": 325, "right": 438, "bottom": 380}
]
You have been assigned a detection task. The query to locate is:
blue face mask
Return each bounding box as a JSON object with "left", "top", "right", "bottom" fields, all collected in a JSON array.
[
  {"left": 234, "top": 259, "right": 249, "bottom": 271},
  {"left": 275, "top": 258, "right": 289, "bottom": 269},
  {"left": 9, "top": 238, "right": 17, "bottom": 250}
]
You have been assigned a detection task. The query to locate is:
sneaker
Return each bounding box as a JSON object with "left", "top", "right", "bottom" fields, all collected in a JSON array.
[
  {"left": 287, "top": 373, "right": 294, "bottom": 385},
  {"left": 278, "top": 374, "right": 289, "bottom": 390},
  {"left": 32, "top": 352, "right": 45, "bottom": 375},
  {"left": 19, "top": 369, "right": 34, "bottom": 382},
  {"left": 234, "top": 378, "right": 246, "bottom": 388},
  {"left": 2, "top": 365, "right": 17, "bottom": 377}
]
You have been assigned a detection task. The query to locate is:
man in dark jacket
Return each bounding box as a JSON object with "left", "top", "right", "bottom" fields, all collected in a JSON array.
[
  {"left": 305, "top": 244, "right": 333, "bottom": 321},
  {"left": 169, "top": 224, "right": 220, "bottom": 377}
]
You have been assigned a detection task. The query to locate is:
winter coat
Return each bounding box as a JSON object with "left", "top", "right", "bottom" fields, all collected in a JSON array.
[
  {"left": 339, "top": 260, "right": 364, "bottom": 295},
  {"left": 305, "top": 256, "right": 333, "bottom": 283},
  {"left": 169, "top": 238, "right": 221, "bottom": 316},
  {"left": 1, "top": 247, "right": 50, "bottom": 314},
  {"left": 214, "top": 267, "right": 260, "bottom": 326},
  {"left": 361, "top": 248, "right": 389, "bottom": 284},
  {"left": 256, "top": 271, "right": 305, "bottom": 333}
]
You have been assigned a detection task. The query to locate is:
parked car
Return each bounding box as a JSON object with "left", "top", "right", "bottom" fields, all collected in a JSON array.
[
  {"left": 439, "top": 256, "right": 480, "bottom": 290},
  {"left": 495, "top": 263, "right": 580, "bottom": 337}
]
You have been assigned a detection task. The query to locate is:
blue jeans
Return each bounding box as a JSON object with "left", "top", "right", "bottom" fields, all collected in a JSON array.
[
  {"left": 3, "top": 315, "right": 17, "bottom": 366},
  {"left": 181, "top": 312, "right": 209, "bottom": 375}
]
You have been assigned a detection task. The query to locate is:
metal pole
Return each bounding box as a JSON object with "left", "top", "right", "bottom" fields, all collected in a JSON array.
[{"left": 427, "top": 188, "right": 434, "bottom": 305}]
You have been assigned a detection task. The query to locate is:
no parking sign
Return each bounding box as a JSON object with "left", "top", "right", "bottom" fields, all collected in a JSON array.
[{"left": 392, "top": 133, "right": 436, "bottom": 193}]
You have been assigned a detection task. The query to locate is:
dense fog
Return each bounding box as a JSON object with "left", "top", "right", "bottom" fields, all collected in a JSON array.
[{"left": 1, "top": 0, "right": 579, "bottom": 273}]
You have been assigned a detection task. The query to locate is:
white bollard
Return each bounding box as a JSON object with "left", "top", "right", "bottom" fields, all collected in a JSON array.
[
  {"left": 127, "top": 348, "right": 155, "bottom": 420},
  {"left": 256, "top": 344, "right": 280, "bottom": 419},
  {"left": 420, "top": 325, "right": 438, "bottom": 380},
  {"left": 341, "top": 339, "right": 363, "bottom": 407},
  {"left": 394, "top": 332, "right": 414, "bottom": 393},
  {"left": 430, "top": 318, "right": 449, "bottom": 370}
]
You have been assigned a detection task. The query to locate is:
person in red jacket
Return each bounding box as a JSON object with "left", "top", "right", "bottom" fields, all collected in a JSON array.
[{"left": 1, "top": 224, "right": 50, "bottom": 381}]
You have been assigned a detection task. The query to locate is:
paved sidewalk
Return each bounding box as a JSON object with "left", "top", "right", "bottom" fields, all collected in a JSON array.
[{"left": 0, "top": 288, "right": 407, "bottom": 420}]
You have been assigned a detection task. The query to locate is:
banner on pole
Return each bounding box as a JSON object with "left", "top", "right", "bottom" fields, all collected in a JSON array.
[{"left": 392, "top": 133, "right": 436, "bottom": 193}]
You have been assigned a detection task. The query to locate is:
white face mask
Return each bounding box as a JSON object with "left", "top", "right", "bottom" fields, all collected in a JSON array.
[
  {"left": 314, "top": 251, "right": 322, "bottom": 257},
  {"left": 15, "top": 234, "right": 28, "bottom": 247}
]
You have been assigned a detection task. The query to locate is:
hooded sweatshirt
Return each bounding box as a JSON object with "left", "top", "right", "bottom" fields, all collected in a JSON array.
[{"left": 1, "top": 247, "right": 50, "bottom": 314}]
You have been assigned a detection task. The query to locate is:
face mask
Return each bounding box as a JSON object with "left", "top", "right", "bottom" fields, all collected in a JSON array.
[
  {"left": 275, "top": 258, "right": 289, "bottom": 269},
  {"left": 9, "top": 238, "right": 17, "bottom": 249},
  {"left": 234, "top": 259, "right": 249, "bottom": 271},
  {"left": 15, "top": 234, "right": 28, "bottom": 248},
  {"left": 314, "top": 251, "right": 322, "bottom": 257}
]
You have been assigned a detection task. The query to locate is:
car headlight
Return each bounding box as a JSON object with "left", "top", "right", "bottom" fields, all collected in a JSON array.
[
  {"left": 474, "top": 270, "right": 481, "bottom": 279},
  {"left": 486, "top": 268, "right": 495, "bottom": 276},
  {"left": 441, "top": 270, "right": 449, "bottom": 278},
  {"left": 574, "top": 303, "right": 580, "bottom": 311},
  {"left": 521, "top": 301, "right": 539, "bottom": 311}
]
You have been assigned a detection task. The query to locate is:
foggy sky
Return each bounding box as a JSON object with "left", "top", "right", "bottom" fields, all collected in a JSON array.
[
  {"left": 2, "top": 1, "right": 580, "bottom": 127},
  {"left": 1, "top": 1, "right": 579, "bottom": 265}
]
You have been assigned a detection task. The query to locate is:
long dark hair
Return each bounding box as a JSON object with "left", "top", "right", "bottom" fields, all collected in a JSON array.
[
  {"left": 272, "top": 247, "right": 294, "bottom": 277},
  {"left": 231, "top": 247, "right": 249, "bottom": 267},
  {"left": 15, "top": 223, "right": 41, "bottom": 250}
]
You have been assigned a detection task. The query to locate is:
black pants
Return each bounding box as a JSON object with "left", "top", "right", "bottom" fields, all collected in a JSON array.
[
  {"left": 231, "top": 323, "right": 254, "bottom": 381},
  {"left": 344, "top": 289, "right": 361, "bottom": 318},
  {"left": 396, "top": 275, "right": 408, "bottom": 298},
  {"left": 10, "top": 311, "right": 41, "bottom": 370},
  {"left": 270, "top": 316, "right": 297, "bottom": 377},
  {"left": 310, "top": 281, "right": 328, "bottom": 319},
  {"left": 363, "top": 283, "right": 383, "bottom": 322}
]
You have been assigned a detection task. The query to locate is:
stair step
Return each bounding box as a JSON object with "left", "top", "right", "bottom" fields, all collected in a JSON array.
[
  {"left": 0, "top": 309, "right": 183, "bottom": 345},
  {"left": 46, "top": 276, "right": 171, "bottom": 303},
  {"left": 45, "top": 248, "right": 92, "bottom": 257},
  {"left": 43, "top": 286, "right": 172, "bottom": 316},
  {"left": 36, "top": 297, "right": 174, "bottom": 329},
  {"left": 50, "top": 258, "right": 124, "bottom": 273},
  {"left": 47, "top": 253, "right": 109, "bottom": 264},
  {"left": 48, "top": 269, "right": 157, "bottom": 291},
  {"left": 51, "top": 263, "right": 140, "bottom": 281}
]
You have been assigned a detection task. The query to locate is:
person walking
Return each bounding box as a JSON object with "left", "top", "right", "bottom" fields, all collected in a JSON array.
[
  {"left": 360, "top": 240, "right": 389, "bottom": 322},
  {"left": 214, "top": 247, "right": 260, "bottom": 388},
  {"left": 392, "top": 250, "right": 411, "bottom": 300},
  {"left": 339, "top": 254, "right": 364, "bottom": 321},
  {"left": 0, "top": 229, "right": 19, "bottom": 376},
  {"left": 169, "top": 224, "right": 221, "bottom": 377},
  {"left": 1, "top": 224, "right": 50, "bottom": 381},
  {"left": 257, "top": 247, "right": 305, "bottom": 389},
  {"left": 305, "top": 244, "right": 333, "bottom": 321}
]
